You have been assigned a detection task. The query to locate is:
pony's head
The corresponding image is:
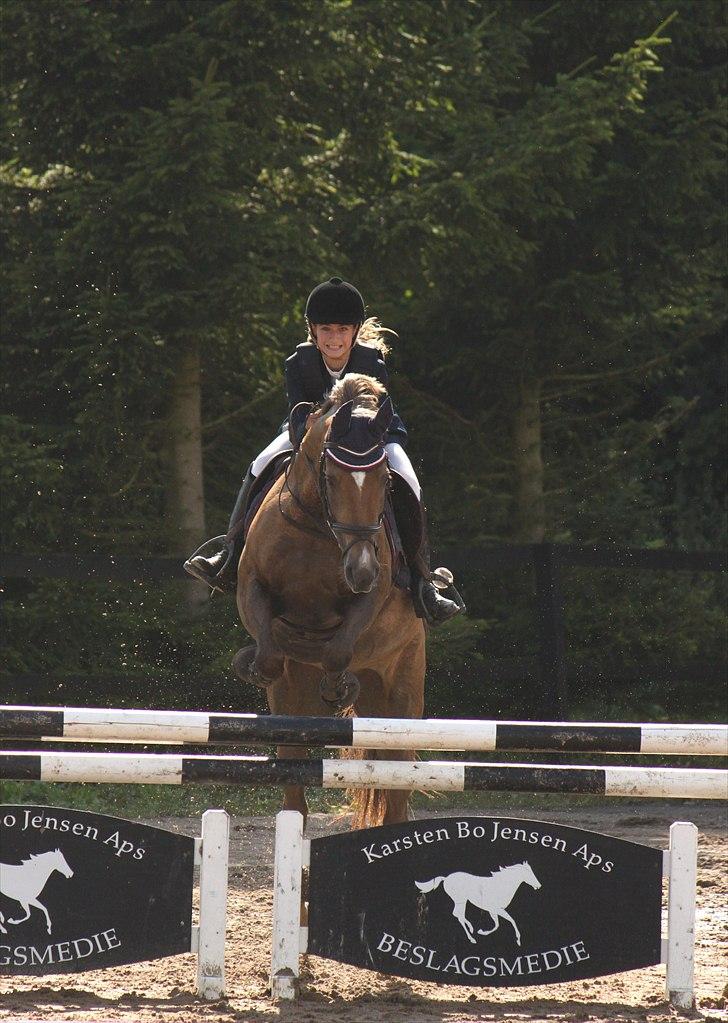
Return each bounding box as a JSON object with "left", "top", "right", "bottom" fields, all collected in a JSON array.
[
  {"left": 519, "top": 861, "right": 541, "bottom": 890},
  {"left": 305, "top": 374, "right": 392, "bottom": 593},
  {"left": 29, "top": 849, "right": 74, "bottom": 878},
  {"left": 52, "top": 848, "right": 74, "bottom": 878}
]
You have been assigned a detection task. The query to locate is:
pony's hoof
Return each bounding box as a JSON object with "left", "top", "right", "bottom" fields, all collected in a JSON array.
[
  {"left": 320, "top": 669, "right": 360, "bottom": 710},
  {"left": 232, "top": 645, "right": 271, "bottom": 688}
]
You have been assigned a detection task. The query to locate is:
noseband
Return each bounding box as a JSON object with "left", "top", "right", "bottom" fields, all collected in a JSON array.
[{"left": 279, "top": 443, "right": 389, "bottom": 560}]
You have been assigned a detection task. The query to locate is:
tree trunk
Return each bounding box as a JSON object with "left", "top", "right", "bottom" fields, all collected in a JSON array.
[
  {"left": 166, "top": 340, "right": 208, "bottom": 610},
  {"left": 512, "top": 378, "right": 545, "bottom": 543}
]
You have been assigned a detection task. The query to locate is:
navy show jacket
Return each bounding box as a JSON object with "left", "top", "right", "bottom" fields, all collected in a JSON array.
[{"left": 284, "top": 341, "right": 408, "bottom": 447}]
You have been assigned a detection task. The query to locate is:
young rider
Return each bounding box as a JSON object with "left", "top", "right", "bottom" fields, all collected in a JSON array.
[{"left": 185, "top": 277, "right": 464, "bottom": 625}]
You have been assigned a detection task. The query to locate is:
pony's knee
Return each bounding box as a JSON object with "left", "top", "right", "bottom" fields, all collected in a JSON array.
[
  {"left": 322, "top": 633, "right": 354, "bottom": 674},
  {"left": 256, "top": 651, "right": 284, "bottom": 680}
]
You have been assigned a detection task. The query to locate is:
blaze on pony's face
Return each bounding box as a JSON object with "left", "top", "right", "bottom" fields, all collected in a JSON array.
[{"left": 324, "top": 397, "right": 393, "bottom": 594}]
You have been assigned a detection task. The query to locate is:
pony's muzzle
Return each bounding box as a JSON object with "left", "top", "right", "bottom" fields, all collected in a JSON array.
[{"left": 343, "top": 543, "right": 380, "bottom": 593}]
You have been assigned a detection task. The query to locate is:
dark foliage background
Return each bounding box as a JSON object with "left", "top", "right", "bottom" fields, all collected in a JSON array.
[{"left": 1, "top": 0, "right": 725, "bottom": 722}]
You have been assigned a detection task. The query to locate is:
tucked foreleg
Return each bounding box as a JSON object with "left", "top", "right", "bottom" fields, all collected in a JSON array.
[
  {"left": 319, "top": 592, "right": 380, "bottom": 708},
  {"left": 477, "top": 911, "right": 500, "bottom": 937},
  {"left": 8, "top": 902, "right": 31, "bottom": 927},
  {"left": 322, "top": 591, "right": 380, "bottom": 675},
  {"left": 234, "top": 577, "right": 284, "bottom": 685}
]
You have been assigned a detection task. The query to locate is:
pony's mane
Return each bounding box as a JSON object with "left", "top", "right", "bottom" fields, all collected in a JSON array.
[
  {"left": 23, "top": 850, "right": 56, "bottom": 863},
  {"left": 319, "top": 373, "right": 387, "bottom": 416},
  {"left": 488, "top": 863, "right": 527, "bottom": 877}
]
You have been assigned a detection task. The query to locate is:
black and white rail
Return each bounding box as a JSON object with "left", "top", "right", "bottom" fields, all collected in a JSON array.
[
  {"left": 1, "top": 705, "right": 726, "bottom": 755},
  {"left": 1, "top": 750, "right": 726, "bottom": 798}
]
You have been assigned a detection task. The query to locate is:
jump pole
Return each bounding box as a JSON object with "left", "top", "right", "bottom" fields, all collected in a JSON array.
[
  {"left": 2, "top": 705, "right": 727, "bottom": 755},
  {"left": 1, "top": 751, "right": 726, "bottom": 799}
]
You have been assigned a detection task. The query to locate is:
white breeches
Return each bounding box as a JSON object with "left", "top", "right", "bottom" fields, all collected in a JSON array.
[
  {"left": 250, "top": 434, "right": 421, "bottom": 501},
  {"left": 251, "top": 430, "right": 293, "bottom": 477},
  {"left": 384, "top": 442, "right": 421, "bottom": 500}
]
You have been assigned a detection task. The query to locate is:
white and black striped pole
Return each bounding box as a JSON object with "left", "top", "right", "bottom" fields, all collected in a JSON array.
[
  {"left": 1, "top": 751, "right": 726, "bottom": 799},
  {"left": 2, "top": 705, "right": 726, "bottom": 756}
]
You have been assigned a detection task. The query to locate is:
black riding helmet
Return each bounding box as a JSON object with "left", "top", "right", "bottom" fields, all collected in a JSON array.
[{"left": 305, "top": 277, "right": 366, "bottom": 324}]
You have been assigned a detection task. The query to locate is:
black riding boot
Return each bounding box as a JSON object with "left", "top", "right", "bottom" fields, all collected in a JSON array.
[
  {"left": 183, "top": 467, "right": 255, "bottom": 592},
  {"left": 392, "top": 478, "right": 465, "bottom": 626},
  {"left": 411, "top": 550, "right": 466, "bottom": 626}
]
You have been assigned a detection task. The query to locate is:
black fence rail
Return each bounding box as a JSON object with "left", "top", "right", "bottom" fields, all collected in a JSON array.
[{"left": 2, "top": 544, "right": 726, "bottom": 717}]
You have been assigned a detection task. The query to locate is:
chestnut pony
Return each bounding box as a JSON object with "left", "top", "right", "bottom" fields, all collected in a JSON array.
[{"left": 232, "top": 374, "right": 425, "bottom": 828}]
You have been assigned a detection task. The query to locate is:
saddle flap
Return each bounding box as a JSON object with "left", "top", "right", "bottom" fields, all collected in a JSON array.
[
  {"left": 244, "top": 455, "right": 290, "bottom": 538},
  {"left": 384, "top": 492, "right": 409, "bottom": 589}
]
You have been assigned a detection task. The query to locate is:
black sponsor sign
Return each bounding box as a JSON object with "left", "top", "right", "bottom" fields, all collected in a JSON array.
[
  {"left": 308, "top": 816, "right": 662, "bottom": 985},
  {"left": 0, "top": 805, "right": 194, "bottom": 974}
]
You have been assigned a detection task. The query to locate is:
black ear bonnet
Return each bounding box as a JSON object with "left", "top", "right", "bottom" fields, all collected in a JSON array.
[{"left": 325, "top": 397, "right": 393, "bottom": 470}]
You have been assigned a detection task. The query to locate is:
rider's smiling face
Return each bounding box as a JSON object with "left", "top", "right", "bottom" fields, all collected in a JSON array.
[{"left": 311, "top": 323, "right": 357, "bottom": 371}]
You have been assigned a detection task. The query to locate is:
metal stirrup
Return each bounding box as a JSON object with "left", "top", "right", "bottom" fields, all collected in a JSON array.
[{"left": 185, "top": 535, "right": 228, "bottom": 562}]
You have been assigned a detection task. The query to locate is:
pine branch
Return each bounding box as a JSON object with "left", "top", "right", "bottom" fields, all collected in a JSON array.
[
  {"left": 395, "top": 375, "right": 502, "bottom": 430},
  {"left": 542, "top": 351, "right": 674, "bottom": 389},
  {"left": 544, "top": 330, "right": 706, "bottom": 396},
  {"left": 543, "top": 399, "right": 697, "bottom": 497},
  {"left": 524, "top": 2, "right": 562, "bottom": 29},
  {"left": 564, "top": 56, "right": 598, "bottom": 80},
  {"left": 542, "top": 399, "right": 635, "bottom": 425},
  {"left": 202, "top": 383, "right": 281, "bottom": 433}
]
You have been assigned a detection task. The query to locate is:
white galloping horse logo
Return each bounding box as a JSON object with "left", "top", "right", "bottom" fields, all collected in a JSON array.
[
  {"left": 0, "top": 849, "right": 74, "bottom": 935},
  {"left": 415, "top": 860, "right": 541, "bottom": 946}
]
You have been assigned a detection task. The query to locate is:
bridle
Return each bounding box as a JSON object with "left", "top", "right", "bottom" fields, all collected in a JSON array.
[{"left": 279, "top": 442, "right": 390, "bottom": 559}]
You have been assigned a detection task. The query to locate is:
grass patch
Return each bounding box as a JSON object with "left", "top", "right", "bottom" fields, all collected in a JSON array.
[
  {"left": 2, "top": 780, "right": 635, "bottom": 820},
  {"left": 0, "top": 780, "right": 353, "bottom": 818}
]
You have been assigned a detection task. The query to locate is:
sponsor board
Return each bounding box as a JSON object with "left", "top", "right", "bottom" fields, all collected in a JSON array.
[
  {"left": 307, "top": 816, "right": 662, "bottom": 985},
  {"left": 0, "top": 805, "right": 194, "bottom": 974}
]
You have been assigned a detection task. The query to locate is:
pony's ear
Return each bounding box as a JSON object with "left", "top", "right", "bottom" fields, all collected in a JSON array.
[
  {"left": 289, "top": 402, "right": 315, "bottom": 447},
  {"left": 329, "top": 400, "right": 354, "bottom": 441},
  {"left": 369, "top": 395, "right": 393, "bottom": 438}
]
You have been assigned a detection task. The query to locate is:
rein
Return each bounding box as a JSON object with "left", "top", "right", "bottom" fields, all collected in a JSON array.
[
  {"left": 278, "top": 453, "right": 329, "bottom": 538},
  {"left": 278, "top": 444, "right": 388, "bottom": 558}
]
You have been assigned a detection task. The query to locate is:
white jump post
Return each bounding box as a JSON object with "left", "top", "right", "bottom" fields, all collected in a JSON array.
[
  {"left": 193, "top": 808, "right": 229, "bottom": 1000},
  {"left": 270, "top": 810, "right": 307, "bottom": 1000},
  {"left": 665, "top": 821, "right": 698, "bottom": 1010}
]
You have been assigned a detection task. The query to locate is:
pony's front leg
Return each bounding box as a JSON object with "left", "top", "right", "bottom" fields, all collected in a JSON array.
[
  {"left": 452, "top": 900, "right": 476, "bottom": 944},
  {"left": 8, "top": 903, "right": 30, "bottom": 926},
  {"left": 323, "top": 592, "right": 379, "bottom": 673},
  {"left": 477, "top": 911, "right": 499, "bottom": 937},
  {"left": 497, "top": 907, "right": 521, "bottom": 946},
  {"left": 319, "top": 593, "right": 379, "bottom": 708},
  {"left": 31, "top": 898, "right": 52, "bottom": 935},
  {"left": 234, "top": 577, "right": 284, "bottom": 686}
]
